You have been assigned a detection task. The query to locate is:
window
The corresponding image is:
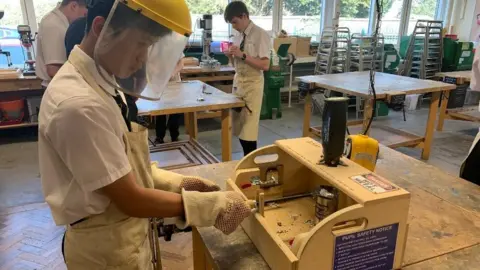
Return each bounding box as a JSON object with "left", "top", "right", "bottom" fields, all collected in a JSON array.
[
  {"left": 186, "top": 0, "right": 229, "bottom": 44},
  {"left": 407, "top": 0, "right": 440, "bottom": 34},
  {"left": 247, "top": 0, "right": 274, "bottom": 33},
  {"left": 339, "top": 0, "right": 371, "bottom": 36},
  {"left": 282, "top": 0, "right": 322, "bottom": 42},
  {"left": 33, "top": 0, "right": 60, "bottom": 26},
  {"left": 380, "top": 0, "right": 404, "bottom": 45},
  {"left": 0, "top": 0, "right": 25, "bottom": 68}
]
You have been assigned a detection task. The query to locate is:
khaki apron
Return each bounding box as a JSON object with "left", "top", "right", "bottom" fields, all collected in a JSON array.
[
  {"left": 460, "top": 128, "right": 480, "bottom": 184},
  {"left": 232, "top": 42, "right": 265, "bottom": 141},
  {"left": 63, "top": 51, "right": 162, "bottom": 269}
]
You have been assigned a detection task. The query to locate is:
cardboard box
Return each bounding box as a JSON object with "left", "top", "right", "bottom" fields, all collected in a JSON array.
[
  {"left": 273, "top": 37, "right": 297, "bottom": 55},
  {"left": 295, "top": 36, "right": 312, "bottom": 57},
  {"left": 273, "top": 36, "right": 312, "bottom": 57}
]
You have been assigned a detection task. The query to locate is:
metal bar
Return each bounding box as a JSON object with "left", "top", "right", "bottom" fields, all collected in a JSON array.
[{"left": 263, "top": 193, "right": 313, "bottom": 204}]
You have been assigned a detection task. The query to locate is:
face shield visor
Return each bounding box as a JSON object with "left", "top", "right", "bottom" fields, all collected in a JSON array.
[{"left": 94, "top": 0, "right": 189, "bottom": 101}]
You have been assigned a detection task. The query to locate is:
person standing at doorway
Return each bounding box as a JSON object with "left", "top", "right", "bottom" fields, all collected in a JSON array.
[
  {"left": 36, "top": 0, "right": 87, "bottom": 87},
  {"left": 223, "top": 1, "right": 272, "bottom": 156}
]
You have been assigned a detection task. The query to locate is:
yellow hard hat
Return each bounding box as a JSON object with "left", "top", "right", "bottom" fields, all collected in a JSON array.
[
  {"left": 123, "top": 0, "right": 192, "bottom": 37},
  {"left": 94, "top": 0, "right": 193, "bottom": 100}
]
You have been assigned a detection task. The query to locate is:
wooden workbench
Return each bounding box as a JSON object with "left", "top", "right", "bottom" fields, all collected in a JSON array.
[
  {"left": 136, "top": 81, "right": 244, "bottom": 163},
  {"left": 181, "top": 66, "right": 235, "bottom": 84},
  {"left": 297, "top": 72, "right": 456, "bottom": 160},
  {"left": 0, "top": 75, "right": 43, "bottom": 130},
  {"left": 172, "top": 144, "right": 480, "bottom": 270},
  {"left": 180, "top": 66, "right": 236, "bottom": 119},
  {"left": 435, "top": 71, "right": 480, "bottom": 130}
]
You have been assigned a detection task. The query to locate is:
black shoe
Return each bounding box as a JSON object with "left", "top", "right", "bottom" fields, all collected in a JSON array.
[
  {"left": 155, "top": 138, "right": 165, "bottom": 144},
  {"left": 171, "top": 137, "right": 179, "bottom": 142}
]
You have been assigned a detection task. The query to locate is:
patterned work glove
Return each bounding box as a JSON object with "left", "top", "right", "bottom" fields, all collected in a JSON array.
[
  {"left": 177, "top": 190, "right": 255, "bottom": 235},
  {"left": 150, "top": 162, "right": 220, "bottom": 193}
]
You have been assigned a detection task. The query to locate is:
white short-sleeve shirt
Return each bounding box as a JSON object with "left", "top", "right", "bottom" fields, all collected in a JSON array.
[
  {"left": 35, "top": 8, "right": 70, "bottom": 87},
  {"left": 39, "top": 46, "right": 131, "bottom": 225},
  {"left": 470, "top": 44, "right": 480, "bottom": 111},
  {"left": 232, "top": 22, "right": 272, "bottom": 60}
]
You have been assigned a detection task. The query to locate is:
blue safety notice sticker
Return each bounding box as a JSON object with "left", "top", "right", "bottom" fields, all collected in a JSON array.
[{"left": 333, "top": 223, "right": 399, "bottom": 270}]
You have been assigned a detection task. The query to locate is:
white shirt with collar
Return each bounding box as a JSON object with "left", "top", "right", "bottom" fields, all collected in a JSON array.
[
  {"left": 232, "top": 21, "right": 271, "bottom": 66},
  {"left": 39, "top": 46, "right": 131, "bottom": 226},
  {"left": 36, "top": 7, "right": 70, "bottom": 87},
  {"left": 471, "top": 44, "right": 480, "bottom": 111}
]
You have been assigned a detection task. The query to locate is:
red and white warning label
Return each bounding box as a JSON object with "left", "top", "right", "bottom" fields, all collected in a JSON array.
[{"left": 350, "top": 174, "right": 399, "bottom": 194}]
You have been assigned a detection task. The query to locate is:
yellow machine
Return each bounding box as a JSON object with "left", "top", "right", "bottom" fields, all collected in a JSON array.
[
  {"left": 342, "top": 0, "right": 382, "bottom": 171},
  {"left": 345, "top": 134, "right": 379, "bottom": 171}
]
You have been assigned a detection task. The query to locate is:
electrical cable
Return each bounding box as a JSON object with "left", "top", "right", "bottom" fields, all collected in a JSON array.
[{"left": 363, "top": 0, "right": 383, "bottom": 136}]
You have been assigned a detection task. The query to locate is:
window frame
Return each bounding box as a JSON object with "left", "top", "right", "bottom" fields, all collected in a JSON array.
[{"left": 12, "top": 0, "right": 450, "bottom": 56}]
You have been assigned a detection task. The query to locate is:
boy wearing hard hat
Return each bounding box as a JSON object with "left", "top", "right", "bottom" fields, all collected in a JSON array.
[{"left": 39, "top": 1, "right": 252, "bottom": 268}]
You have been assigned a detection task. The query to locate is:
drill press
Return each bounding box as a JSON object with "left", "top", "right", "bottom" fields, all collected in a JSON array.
[
  {"left": 17, "top": 25, "right": 36, "bottom": 76},
  {"left": 0, "top": 10, "right": 13, "bottom": 68},
  {"left": 198, "top": 14, "right": 220, "bottom": 70}
]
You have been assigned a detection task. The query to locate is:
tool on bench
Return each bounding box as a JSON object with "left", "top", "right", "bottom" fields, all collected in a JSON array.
[
  {"left": 198, "top": 14, "right": 220, "bottom": 70},
  {"left": 17, "top": 25, "right": 37, "bottom": 76}
]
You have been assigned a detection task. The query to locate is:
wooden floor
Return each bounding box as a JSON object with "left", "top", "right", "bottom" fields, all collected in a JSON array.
[{"left": 0, "top": 203, "right": 194, "bottom": 270}]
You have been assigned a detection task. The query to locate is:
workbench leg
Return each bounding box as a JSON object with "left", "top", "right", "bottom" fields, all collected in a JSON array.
[
  {"left": 192, "top": 227, "right": 207, "bottom": 270},
  {"left": 184, "top": 113, "right": 190, "bottom": 135},
  {"left": 221, "top": 109, "right": 232, "bottom": 161},
  {"left": 303, "top": 93, "right": 312, "bottom": 137},
  {"left": 187, "top": 112, "right": 198, "bottom": 141},
  {"left": 422, "top": 91, "right": 441, "bottom": 160},
  {"left": 437, "top": 90, "right": 450, "bottom": 132}
]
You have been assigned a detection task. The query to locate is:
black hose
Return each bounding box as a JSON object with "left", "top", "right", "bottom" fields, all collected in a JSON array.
[{"left": 363, "top": 0, "right": 383, "bottom": 136}]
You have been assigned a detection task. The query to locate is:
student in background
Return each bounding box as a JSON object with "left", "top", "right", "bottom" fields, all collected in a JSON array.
[
  {"left": 223, "top": 1, "right": 271, "bottom": 156},
  {"left": 155, "top": 55, "right": 184, "bottom": 144},
  {"left": 36, "top": 0, "right": 87, "bottom": 87}
]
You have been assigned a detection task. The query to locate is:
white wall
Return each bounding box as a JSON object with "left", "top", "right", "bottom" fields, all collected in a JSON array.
[{"left": 451, "top": 0, "right": 478, "bottom": 41}]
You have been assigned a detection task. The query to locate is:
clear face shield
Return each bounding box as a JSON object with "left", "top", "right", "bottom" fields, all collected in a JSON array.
[{"left": 94, "top": 1, "right": 188, "bottom": 101}]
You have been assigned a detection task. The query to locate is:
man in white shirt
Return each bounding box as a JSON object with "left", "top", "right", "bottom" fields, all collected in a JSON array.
[
  {"left": 36, "top": 0, "right": 87, "bottom": 87},
  {"left": 39, "top": 0, "right": 251, "bottom": 267},
  {"left": 224, "top": 1, "right": 272, "bottom": 156}
]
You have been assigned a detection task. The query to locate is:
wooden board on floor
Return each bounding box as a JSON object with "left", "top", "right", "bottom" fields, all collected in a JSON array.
[
  {"left": 136, "top": 81, "right": 244, "bottom": 116},
  {"left": 297, "top": 72, "right": 456, "bottom": 99},
  {"left": 150, "top": 140, "right": 219, "bottom": 170},
  {"left": 310, "top": 124, "right": 424, "bottom": 148}
]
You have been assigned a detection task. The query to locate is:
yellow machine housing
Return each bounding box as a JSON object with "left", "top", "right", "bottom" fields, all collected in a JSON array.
[{"left": 345, "top": 134, "right": 379, "bottom": 171}]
